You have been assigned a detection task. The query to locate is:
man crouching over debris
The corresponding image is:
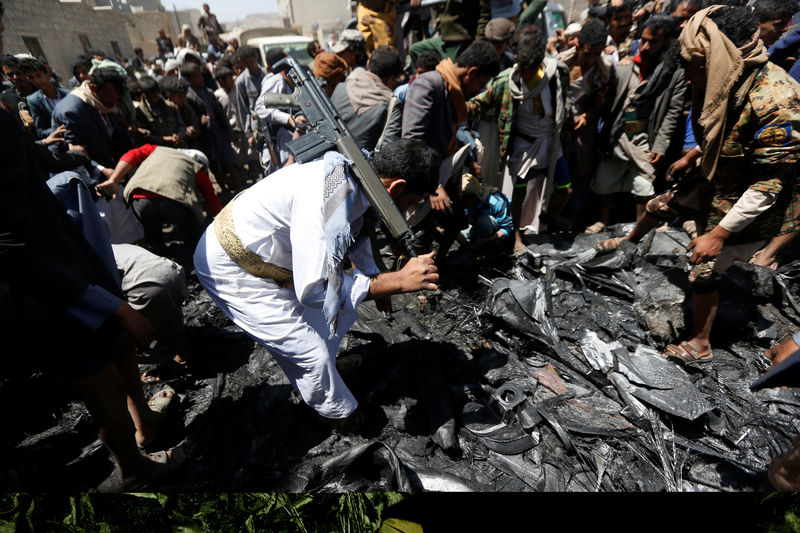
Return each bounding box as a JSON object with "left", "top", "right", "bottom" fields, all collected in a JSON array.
[
  {"left": 194, "top": 139, "right": 440, "bottom": 428},
  {"left": 597, "top": 5, "right": 800, "bottom": 365}
]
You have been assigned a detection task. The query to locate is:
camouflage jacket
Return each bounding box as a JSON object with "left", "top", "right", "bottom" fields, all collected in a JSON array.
[
  {"left": 466, "top": 63, "right": 570, "bottom": 165},
  {"left": 700, "top": 62, "right": 800, "bottom": 243}
]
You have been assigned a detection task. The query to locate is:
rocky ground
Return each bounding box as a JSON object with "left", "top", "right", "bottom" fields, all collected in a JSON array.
[{"left": 5, "top": 222, "right": 800, "bottom": 493}]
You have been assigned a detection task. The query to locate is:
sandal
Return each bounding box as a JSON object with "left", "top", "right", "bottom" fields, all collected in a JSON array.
[
  {"left": 595, "top": 237, "right": 625, "bottom": 254},
  {"left": 585, "top": 221, "right": 606, "bottom": 234},
  {"left": 123, "top": 446, "right": 186, "bottom": 491},
  {"left": 663, "top": 341, "right": 714, "bottom": 365}
]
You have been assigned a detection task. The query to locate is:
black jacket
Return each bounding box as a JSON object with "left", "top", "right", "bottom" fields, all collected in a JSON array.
[{"left": 0, "top": 108, "right": 121, "bottom": 315}]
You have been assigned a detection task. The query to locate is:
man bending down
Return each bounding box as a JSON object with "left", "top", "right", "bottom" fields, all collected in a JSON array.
[{"left": 194, "top": 139, "right": 440, "bottom": 423}]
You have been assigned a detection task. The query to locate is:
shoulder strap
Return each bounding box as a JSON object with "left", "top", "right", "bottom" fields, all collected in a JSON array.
[{"left": 374, "top": 95, "right": 399, "bottom": 152}]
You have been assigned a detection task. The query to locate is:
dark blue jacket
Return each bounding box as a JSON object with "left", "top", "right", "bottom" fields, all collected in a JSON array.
[
  {"left": 769, "top": 27, "right": 800, "bottom": 83},
  {"left": 26, "top": 85, "right": 70, "bottom": 139},
  {"left": 51, "top": 93, "right": 132, "bottom": 168}
]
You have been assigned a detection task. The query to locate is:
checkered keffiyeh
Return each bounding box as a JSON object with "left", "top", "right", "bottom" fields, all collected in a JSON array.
[{"left": 321, "top": 151, "right": 359, "bottom": 338}]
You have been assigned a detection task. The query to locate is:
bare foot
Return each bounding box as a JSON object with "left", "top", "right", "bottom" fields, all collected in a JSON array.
[
  {"left": 135, "top": 388, "right": 176, "bottom": 448},
  {"left": 750, "top": 249, "right": 778, "bottom": 270},
  {"left": 596, "top": 236, "right": 625, "bottom": 253},
  {"left": 513, "top": 231, "right": 526, "bottom": 254},
  {"left": 585, "top": 221, "right": 606, "bottom": 234}
]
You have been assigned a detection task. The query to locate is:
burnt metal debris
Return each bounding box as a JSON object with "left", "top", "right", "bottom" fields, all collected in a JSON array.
[{"left": 4, "top": 224, "right": 800, "bottom": 492}]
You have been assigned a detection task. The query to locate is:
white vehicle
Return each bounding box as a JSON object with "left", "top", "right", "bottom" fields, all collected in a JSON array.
[{"left": 246, "top": 35, "right": 315, "bottom": 68}]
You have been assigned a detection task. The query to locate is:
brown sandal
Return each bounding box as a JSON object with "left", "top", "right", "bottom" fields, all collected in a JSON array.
[{"left": 663, "top": 341, "right": 714, "bottom": 365}]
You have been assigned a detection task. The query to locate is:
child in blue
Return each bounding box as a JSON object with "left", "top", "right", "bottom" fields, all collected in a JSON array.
[{"left": 459, "top": 174, "right": 514, "bottom": 247}]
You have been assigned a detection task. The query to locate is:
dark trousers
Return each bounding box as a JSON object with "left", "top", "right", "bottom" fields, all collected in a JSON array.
[{"left": 131, "top": 197, "right": 201, "bottom": 253}]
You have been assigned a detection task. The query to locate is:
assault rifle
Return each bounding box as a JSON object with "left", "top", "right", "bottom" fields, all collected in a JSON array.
[{"left": 262, "top": 56, "right": 423, "bottom": 257}]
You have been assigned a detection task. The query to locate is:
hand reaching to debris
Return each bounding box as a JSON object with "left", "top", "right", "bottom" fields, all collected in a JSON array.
[
  {"left": 399, "top": 252, "right": 439, "bottom": 292},
  {"left": 687, "top": 226, "right": 729, "bottom": 264},
  {"left": 764, "top": 336, "right": 800, "bottom": 368},
  {"left": 367, "top": 252, "right": 439, "bottom": 299},
  {"left": 473, "top": 230, "right": 506, "bottom": 248}
]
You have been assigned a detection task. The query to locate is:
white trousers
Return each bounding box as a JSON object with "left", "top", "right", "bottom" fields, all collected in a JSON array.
[{"left": 193, "top": 227, "right": 359, "bottom": 419}]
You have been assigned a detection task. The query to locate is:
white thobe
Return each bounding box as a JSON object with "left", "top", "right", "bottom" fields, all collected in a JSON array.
[{"left": 193, "top": 160, "right": 379, "bottom": 418}]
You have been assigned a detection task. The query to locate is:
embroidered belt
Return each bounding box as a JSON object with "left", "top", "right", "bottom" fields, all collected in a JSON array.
[{"left": 214, "top": 202, "right": 294, "bottom": 286}]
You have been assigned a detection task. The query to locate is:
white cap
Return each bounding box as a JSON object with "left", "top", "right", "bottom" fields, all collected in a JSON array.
[
  {"left": 182, "top": 149, "right": 209, "bottom": 168},
  {"left": 164, "top": 58, "right": 180, "bottom": 73},
  {"left": 565, "top": 22, "right": 582, "bottom": 36},
  {"left": 331, "top": 29, "right": 365, "bottom": 54},
  {"left": 177, "top": 48, "right": 203, "bottom": 66}
]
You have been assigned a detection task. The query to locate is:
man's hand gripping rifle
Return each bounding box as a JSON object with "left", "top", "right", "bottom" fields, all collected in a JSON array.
[{"left": 262, "top": 56, "right": 423, "bottom": 257}]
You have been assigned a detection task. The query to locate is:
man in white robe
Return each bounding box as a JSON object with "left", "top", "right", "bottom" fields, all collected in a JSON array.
[{"left": 194, "top": 140, "right": 440, "bottom": 423}]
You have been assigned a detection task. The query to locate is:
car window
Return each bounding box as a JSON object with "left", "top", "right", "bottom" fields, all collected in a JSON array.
[{"left": 262, "top": 43, "right": 313, "bottom": 66}]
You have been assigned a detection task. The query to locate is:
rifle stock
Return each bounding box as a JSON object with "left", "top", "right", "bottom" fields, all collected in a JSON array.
[{"left": 264, "top": 56, "right": 423, "bottom": 256}]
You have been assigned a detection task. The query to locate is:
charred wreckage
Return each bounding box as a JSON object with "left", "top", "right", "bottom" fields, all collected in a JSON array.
[{"left": 6, "top": 219, "right": 800, "bottom": 493}]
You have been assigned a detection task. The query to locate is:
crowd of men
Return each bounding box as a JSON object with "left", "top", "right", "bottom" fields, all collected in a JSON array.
[{"left": 2, "top": 0, "right": 800, "bottom": 491}]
